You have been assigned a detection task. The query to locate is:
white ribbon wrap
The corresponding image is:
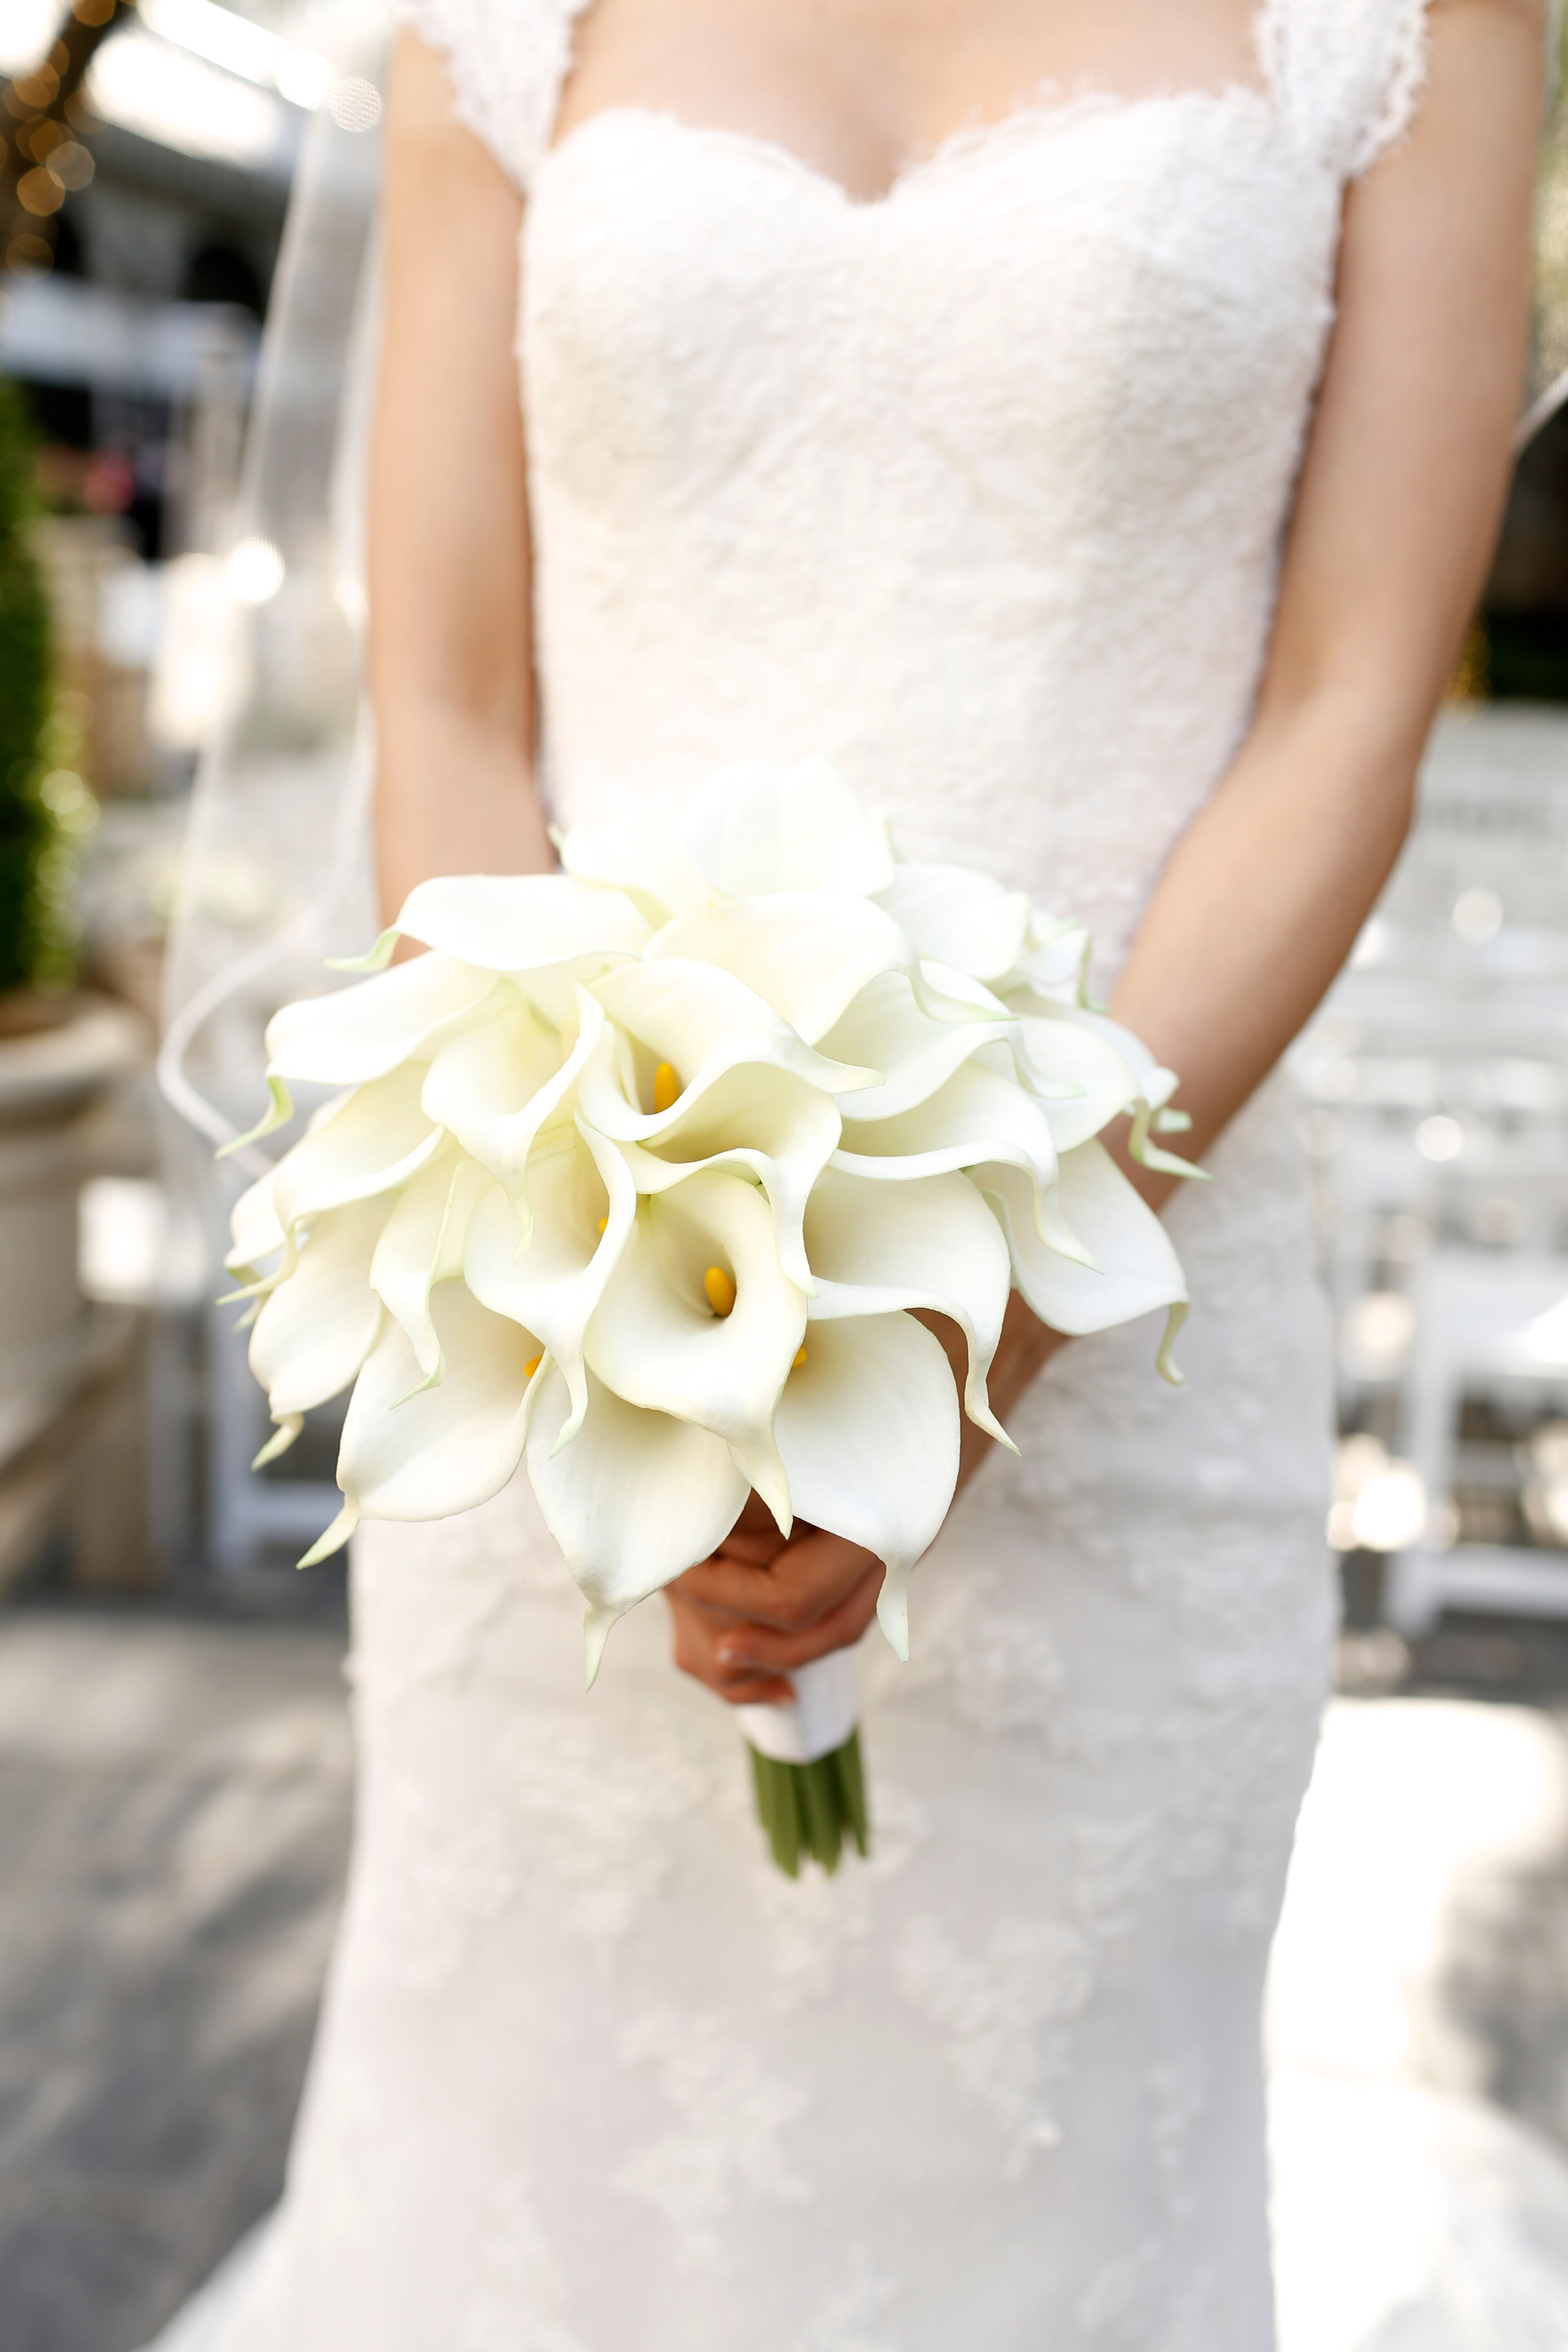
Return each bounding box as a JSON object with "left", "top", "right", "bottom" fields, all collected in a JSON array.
[{"left": 737, "top": 1645, "right": 861, "bottom": 1765}]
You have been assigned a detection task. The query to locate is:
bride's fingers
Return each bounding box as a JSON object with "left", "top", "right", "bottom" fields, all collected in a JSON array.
[
  {"left": 664, "top": 1588, "right": 795, "bottom": 1706},
  {"left": 674, "top": 1529, "right": 878, "bottom": 1633},
  {"left": 712, "top": 1527, "right": 791, "bottom": 1568},
  {"left": 712, "top": 1493, "right": 799, "bottom": 1568},
  {"left": 713, "top": 1566, "right": 882, "bottom": 1674}
]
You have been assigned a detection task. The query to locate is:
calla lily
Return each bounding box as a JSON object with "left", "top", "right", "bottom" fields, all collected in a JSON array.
[
  {"left": 557, "top": 816, "right": 719, "bottom": 923},
  {"left": 679, "top": 757, "right": 895, "bottom": 899},
  {"left": 272, "top": 1061, "right": 446, "bottom": 1242},
  {"left": 875, "top": 862, "right": 1033, "bottom": 983},
  {"left": 645, "top": 893, "right": 909, "bottom": 1045},
  {"left": 1005, "top": 914, "right": 1094, "bottom": 1002},
  {"left": 225, "top": 1167, "right": 284, "bottom": 1281},
  {"left": 584, "top": 1165, "right": 807, "bottom": 1530},
  {"left": 325, "top": 1279, "right": 546, "bottom": 1554},
  {"left": 581, "top": 960, "right": 877, "bottom": 1144},
  {"left": 773, "top": 1311, "right": 960, "bottom": 1659},
  {"left": 802, "top": 1167, "right": 1012, "bottom": 1445},
  {"left": 464, "top": 1121, "right": 637, "bottom": 1444},
  {"left": 247, "top": 1194, "right": 388, "bottom": 1454},
  {"left": 421, "top": 991, "right": 605, "bottom": 1234},
  {"left": 833, "top": 1059, "right": 1059, "bottom": 1217},
  {"left": 526, "top": 1364, "right": 749, "bottom": 1672},
  {"left": 824, "top": 970, "right": 1013, "bottom": 1123},
  {"left": 263, "top": 952, "right": 498, "bottom": 1088},
  {"left": 387, "top": 871, "right": 651, "bottom": 971},
  {"left": 1029, "top": 1001, "right": 1202, "bottom": 1179},
  {"left": 370, "top": 1151, "right": 495, "bottom": 1385},
  {"left": 605, "top": 1067, "right": 841, "bottom": 1296},
  {"left": 976, "top": 1139, "right": 1187, "bottom": 1370},
  {"left": 1007, "top": 1008, "right": 1147, "bottom": 1150}
]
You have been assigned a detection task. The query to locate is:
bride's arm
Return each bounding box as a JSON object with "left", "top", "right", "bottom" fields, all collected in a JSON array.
[
  {"left": 369, "top": 33, "right": 552, "bottom": 924},
  {"left": 669, "top": 0, "right": 1546, "bottom": 1705}
]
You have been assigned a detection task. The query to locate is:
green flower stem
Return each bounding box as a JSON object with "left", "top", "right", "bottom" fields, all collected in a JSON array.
[{"left": 747, "top": 1727, "right": 871, "bottom": 1878}]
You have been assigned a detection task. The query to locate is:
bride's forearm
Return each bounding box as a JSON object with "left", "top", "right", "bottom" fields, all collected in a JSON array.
[
  {"left": 1110, "top": 682, "right": 1422, "bottom": 1209},
  {"left": 374, "top": 695, "right": 554, "bottom": 924}
]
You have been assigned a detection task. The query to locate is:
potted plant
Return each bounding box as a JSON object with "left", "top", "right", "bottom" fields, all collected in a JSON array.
[{"left": 0, "top": 378, "right": 142, "bottom": 1430}]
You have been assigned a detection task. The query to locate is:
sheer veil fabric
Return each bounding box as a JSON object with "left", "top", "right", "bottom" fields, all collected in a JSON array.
[{"left": 141, "top": 3, "right": 1529, "bottom": 2346}]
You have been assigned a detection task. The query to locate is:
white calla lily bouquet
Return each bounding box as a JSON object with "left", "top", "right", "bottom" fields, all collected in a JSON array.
[{"left": 225, "top": 761, "right": 1196, "bottom": 1875}]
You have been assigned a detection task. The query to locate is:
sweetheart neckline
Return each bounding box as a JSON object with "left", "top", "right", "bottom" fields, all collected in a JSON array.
[{"left": 537, "top": 80, "right": 1280, "bottom": 218}]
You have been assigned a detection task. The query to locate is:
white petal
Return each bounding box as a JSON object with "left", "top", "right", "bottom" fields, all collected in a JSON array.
[
  {"left": 1009, "top": 1011, "right": 1144, "bottom": 1149},
  {"left": 272, "top": 1062, "right": 445, "bottom": 1236},
  {"left": 227, "top": 1168, "right": 283, "bottom": 1275},
  {"left": 527, "top": 1363, "right": 748, "bottom": 1625},
  {"left": 1008, "top": 916, "right": 1093, "bottom": 1000},
  {"left": 645, "top": 893, "right": 909, "bottom": 1045},
  {"left": 582, "top": 961, "right": 876, "bottom": 1147},
  {"left": 833, "top": 1059, "right": 1058, "bottom": 1208},
  {"left": 774, "top": 1312, "right": 958, "bottom": 1658},
  {"left": 337, "top": 1281, "right": 541, "bottom": 1522},
  {"left": 391, "top": 872, "right": 650, "bottom": 971},
  {"left": 976, "top": 1138, "right": 1187, "bottom": 1336},
  {"left": 875, "top": 863, "right": 1032, "bottom": 982},
  {"left": 1042, "top": 1000, "right": 1180, "bottom": 1114},
  {"left": 248, "top": 1195, "right": 387, "bottom": 1418},
  {"left": 370, "top": 1153, "right": 494, "bottom": 1382},
  {"left": 264, "top": 953, "right": 497, "bottom": 1087},
  {"left": 803, "top": 1166, "right": 1011, "bottom": 1443},
  {"left": 605, "top": 1067, "right": 840, "bottom": 1294},
  {"left": 421, "top": 992, "right": 605, "bottom": 1227},
  {"left": 464, "top": 1123, "right": 636, "bottom": 1443},
  {"left": 912, "top": 960, "right": 1011, "bottom": 1021},
  {"left": 584, "top": 1166, "right": 806, "bottom": 1527},
  {"left": 679, "top": 757, "right": 895, "bottom": 898},
  {"left": 557, "top": 817, "right": 718, "bottom": 922},
  {"left": 823, "top": 970, "right": 1011, "bottom": 1122}
]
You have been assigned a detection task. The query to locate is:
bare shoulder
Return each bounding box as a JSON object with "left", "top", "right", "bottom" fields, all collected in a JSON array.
[{"left": 384, "top": 26, "right": 522, "bottom": 207}]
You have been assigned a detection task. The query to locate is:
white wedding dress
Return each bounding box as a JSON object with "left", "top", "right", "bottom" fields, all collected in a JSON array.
[{"left": 151, "top": 4, "right": 1435, "bottom": 2345}]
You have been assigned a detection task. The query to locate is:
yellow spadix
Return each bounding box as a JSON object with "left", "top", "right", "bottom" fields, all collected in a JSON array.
[
  {"left": 653, "top": 1060, "right": 679, "bottom": 1113},
  {"left": 704, "top": 1265, "right": 737, "bottom": 1317}
]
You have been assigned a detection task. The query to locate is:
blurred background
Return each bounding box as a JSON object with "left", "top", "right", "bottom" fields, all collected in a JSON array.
[{"left": 0, "top": 3, "right": 1565, "bottom": 2348}]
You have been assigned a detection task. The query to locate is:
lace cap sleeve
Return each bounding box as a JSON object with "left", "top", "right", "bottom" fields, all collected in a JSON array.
[
  {"left": 392, "top": 0, "right": 592, "bottom": 191},
  {"left": 1258, "top": 0, "right": 1433, "bottom": 182}
]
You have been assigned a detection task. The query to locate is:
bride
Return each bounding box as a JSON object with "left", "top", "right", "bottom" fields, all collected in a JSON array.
[{"left": 154, "top": 0, "right": 1540, "bottom": 2344}]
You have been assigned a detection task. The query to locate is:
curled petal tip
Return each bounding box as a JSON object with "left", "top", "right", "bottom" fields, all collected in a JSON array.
[
  {"left": 1129, "top": 1102, "right": 1206, "bottom": 1182},
  {"left": 1156, "top": 1300, "right": 1189, "bottom": 1388},
  {"left": 875, "top": 1576, "right": 911, "bottom": 1662},
  {"left": 584, "top": 1604, "right": 619, "bottom": 1689},
  {"left": 217, "top": 1076, "right": 293, "bottom": 1160},
  {"left": 298, "top": 1499, "right": 359, "bottom": 1568},
  {"left": 252, "top": 1413, "right": 302, "bottom": 1470},
  {"left": 325, "top": 927, "right": 398, "bottom": 973}
]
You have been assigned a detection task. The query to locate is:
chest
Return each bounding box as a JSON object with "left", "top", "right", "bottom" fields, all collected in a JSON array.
[
  {"left": 555, "top": 0, "right": 1269, "bottom": 205},
  {"left": 523, "top": 95, "right": 1340, "bottom": 534}
]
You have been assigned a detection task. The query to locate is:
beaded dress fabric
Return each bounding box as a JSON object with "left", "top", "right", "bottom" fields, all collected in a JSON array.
[{"left": 151, "top": 3, "right": 1432, "bottom": 2345}]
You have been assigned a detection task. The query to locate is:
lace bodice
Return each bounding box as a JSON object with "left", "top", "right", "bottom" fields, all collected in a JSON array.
[
  {"left": 158, "top": 6, "right": 1429, "bottom": 2346},
  {"left": 396, "top": 0, "right": 1432, "bottom": 985}
]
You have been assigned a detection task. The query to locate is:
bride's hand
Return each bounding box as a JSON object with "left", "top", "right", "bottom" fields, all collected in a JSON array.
[
  {"left": 664, "top": 1502, "right": 883, "bottom": 1708},
  {"left": 665, "top": 1299, "right": 1067, "bottom": 1706}
]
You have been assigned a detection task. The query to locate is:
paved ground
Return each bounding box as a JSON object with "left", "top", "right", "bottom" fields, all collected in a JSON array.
[
  {"left": 0, "top": 1592, "right": 351, "bottom": 2352},
  {"left": 4, "top": 1589, "right": 1568, "bottom": 2352}
]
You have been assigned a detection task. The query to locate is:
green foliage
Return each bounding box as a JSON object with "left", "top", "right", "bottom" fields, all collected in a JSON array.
[{"left": 0, "top": 379, "right": 89, "bottom": 997}]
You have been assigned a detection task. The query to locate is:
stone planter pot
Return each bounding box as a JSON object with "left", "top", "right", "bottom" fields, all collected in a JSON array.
[{"left": 0, "top": 995, "right": 147, "bottom": 1432}]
